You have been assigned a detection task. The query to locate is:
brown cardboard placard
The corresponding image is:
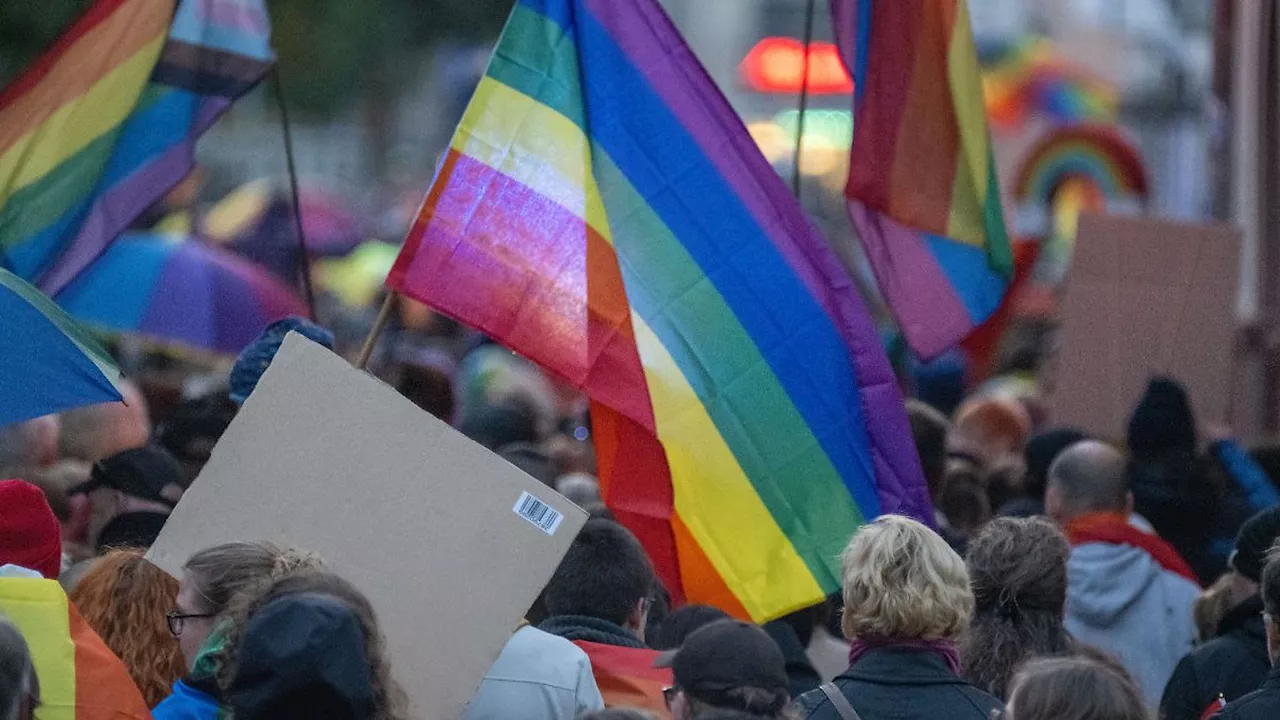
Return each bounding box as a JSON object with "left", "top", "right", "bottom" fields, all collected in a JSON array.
[
  {"left": 1047, "top": 214, "right": 1241, "bottom": 442},
  {"left": 147, "top": 333, "right": 587, "bottom": 718}
]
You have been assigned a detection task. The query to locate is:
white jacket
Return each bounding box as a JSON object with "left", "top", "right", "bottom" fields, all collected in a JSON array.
[{"left": 464, "top": 626, "right": 604, "bottom": 720}]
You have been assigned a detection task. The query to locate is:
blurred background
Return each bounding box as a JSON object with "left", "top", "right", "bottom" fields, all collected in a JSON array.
[{"left": 3, "top": 0, "right": 1278, "bottom": 436}]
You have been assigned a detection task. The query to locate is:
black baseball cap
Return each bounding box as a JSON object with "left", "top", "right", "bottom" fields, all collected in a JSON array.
[
  {"left": 72, "top": 445, "right": 184, "bottom": 507},
  {"left": 656, "top": 619, "right": 788, "bottom": 701}
]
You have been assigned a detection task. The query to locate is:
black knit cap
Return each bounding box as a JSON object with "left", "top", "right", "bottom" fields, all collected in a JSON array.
[
  {"left": 1231, "top": 506, "right": 1280, "bottom": 582},
  {"left": 1127, "top": 377, "right": 1197, "bottom": 458}
]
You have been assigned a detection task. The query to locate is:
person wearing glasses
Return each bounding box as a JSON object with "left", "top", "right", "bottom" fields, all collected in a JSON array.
[
  {"left": 1214, "top": 549, "right": 1280, "bottom": 718},
  {"left": 656, "top": 620, "right": 791, "bottom": 719},
  {"left": 152, "top": 541, "right": 322, "bottom": 720},
  {"left": 1161, "top": 506, "right": 1280, "bottom": 720}
]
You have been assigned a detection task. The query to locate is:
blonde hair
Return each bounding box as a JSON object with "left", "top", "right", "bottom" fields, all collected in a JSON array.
[{"left": 841, "top": 515, "right": 973, "bottom": 641}]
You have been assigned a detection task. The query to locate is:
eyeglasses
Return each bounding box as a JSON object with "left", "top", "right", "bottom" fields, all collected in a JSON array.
[
  {"left": 166, "top": 610, "right": 214, "bottom": 636},
  {"left": 662, "top": 686, "right": 679, "bottom": 710}
]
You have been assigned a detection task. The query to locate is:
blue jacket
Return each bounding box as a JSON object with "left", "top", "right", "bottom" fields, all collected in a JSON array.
[{"left": 152, "top": 679, "right": 221, "bottom": 720}]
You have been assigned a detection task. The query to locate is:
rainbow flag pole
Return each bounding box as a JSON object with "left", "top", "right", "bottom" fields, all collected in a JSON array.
[{"left": 372, "top": 0, "right": 931, "bottom": 622}]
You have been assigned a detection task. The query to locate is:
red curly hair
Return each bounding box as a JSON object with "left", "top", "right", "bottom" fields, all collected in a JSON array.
[{"left": 69, "top": 548, "right": 184, "bottom": 706}]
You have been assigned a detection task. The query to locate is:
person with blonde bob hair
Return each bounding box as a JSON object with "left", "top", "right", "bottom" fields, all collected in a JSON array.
[{"left": 793, "top": 516, "right": 1002, "bottom": 719}]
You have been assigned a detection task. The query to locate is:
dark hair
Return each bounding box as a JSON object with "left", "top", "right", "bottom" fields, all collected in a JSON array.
[
  {"left": 1008, "top": 656, "right": 1146, "bottom": 720},
  {"left": 578, "top": 711, "right": 655, "bottom": 720},
  {"left": 906, "top": 401, "right": 949, "bottom": 499},
  {"left": 394, "top": 364, "right": 455, "bottom": 422},
  {"left": 686, "top": 688, "right": 793, "bottom": 719},
  {"left": 219, "top": 571, "right": 408, "bottom": 720},
  {"left": 961, "top": 518, "right": 1072, "bottom": 699},
  {"left": 650, "top": 605, "right": 731, "bottom": 650},
  {"left": 543, "top": 519, "right": 655, "bottom": 627},
  {"left": 460, "top": 402, "right": 539, "bottom": 450},
  {"left": 938, "top": 461, "right": 991, "bottom": 536},
  {"left": 1261, "top": 543, "right": 1280, "bottom": 617}
]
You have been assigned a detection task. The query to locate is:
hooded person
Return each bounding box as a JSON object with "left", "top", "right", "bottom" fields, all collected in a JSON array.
[
  {"left": 1160, "top": 506, "right": 1280, "bottom": 720},
  {"left": 1045, "top": 441, "right": 1199, "bottom": 710},
  {"left": 0, "top": 614, "right": 38, "bottom": 720},
  {"left": 0, "top": 480, "right": 151, "bottom": 720}
]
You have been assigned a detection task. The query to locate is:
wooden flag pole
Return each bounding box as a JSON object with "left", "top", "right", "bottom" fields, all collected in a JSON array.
[{"left": 356, "top": 292, "right": 396, "bottom": 369}]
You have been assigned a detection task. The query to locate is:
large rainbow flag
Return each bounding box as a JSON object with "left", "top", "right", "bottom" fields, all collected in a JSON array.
[
  {"left": 833, "top": 0, "right": 1013, "bottom": 359},
  {"left": 387, "top": 0, "right": 930, "bottom": 622},
  {"left": 0, "top": 0, "right": 272, "bottom": 295}
]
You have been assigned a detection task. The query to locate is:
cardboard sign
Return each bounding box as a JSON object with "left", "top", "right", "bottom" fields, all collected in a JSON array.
[
  {"left": 148, "top": 334, "right": 587, "bottom": 717},
  {"left": 1047, "top": 214, "right": 1241, "bottom": 441}
]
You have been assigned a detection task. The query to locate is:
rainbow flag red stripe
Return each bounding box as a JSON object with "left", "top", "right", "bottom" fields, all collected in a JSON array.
[
  {"left": 833, "top": 0, "right": 1012, "bottom": 359},
  {"left": 0, "top": 0, "right": 272, "bottom": 294},
  {"left": 388, "top": 0, "right": 929, "bottom": 622}
]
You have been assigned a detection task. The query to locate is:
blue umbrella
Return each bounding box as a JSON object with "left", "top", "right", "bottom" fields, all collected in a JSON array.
[{"left": 0, "top": 267, "right": 124, "bottom": 426}]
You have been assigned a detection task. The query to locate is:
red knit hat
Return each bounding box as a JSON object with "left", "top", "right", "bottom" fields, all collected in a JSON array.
[{"left": 0, "top": 480, "right": 62, "bottom": 579}]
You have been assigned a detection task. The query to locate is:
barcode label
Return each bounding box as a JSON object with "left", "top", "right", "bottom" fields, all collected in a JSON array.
[{"left": 513, "top": 491, "right": 564, "bottom": 535}]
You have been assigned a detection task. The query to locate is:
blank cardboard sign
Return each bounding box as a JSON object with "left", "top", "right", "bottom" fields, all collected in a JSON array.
[
  {"left": 148, "top": 333, "right": 587, "bottom": 718},
  {"left": 1048, "top": 214, "right": 1240, "bottom": 441}
]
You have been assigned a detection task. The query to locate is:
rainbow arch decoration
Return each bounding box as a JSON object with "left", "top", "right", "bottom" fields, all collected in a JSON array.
[
  {"left": 1012, "top": 124, "right": 1148, "bottom": 285},
  {"left": 982, "top": 37, "right": 1119, "bottom": 131}
]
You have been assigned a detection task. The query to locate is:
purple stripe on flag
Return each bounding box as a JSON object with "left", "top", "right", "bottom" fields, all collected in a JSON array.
[
  {"left": 39, "top": 99, "right": 227, "bottom": 295},
  {"left": 831, "top": 0, "right": 856, "bottom": 70},
  {"left": 847, "top": 199, "right": 973, "bottom": 359},
  {"left": 584, "top": 0, "right": 933, "bottom": 523}
]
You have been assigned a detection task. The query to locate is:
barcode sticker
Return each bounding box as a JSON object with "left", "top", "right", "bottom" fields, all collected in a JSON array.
[{"left": 513, "top": 491, "right": 564, "bottom": 535}]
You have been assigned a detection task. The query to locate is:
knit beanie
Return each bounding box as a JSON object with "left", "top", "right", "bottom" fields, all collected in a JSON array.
[
  {"left": 1127, "top": 377, "right": 1197, "bottom": 458},
  {"left": 1231, "top": 505, "right": 1280, "bottom": 582},
  {"left": 0, "top": 480, "right": 63, "bottom": 579}
]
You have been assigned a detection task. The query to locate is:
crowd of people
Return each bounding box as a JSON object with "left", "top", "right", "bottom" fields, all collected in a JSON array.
[{"left": 2, "top": 305, "right": 1280, "bottom": 720}]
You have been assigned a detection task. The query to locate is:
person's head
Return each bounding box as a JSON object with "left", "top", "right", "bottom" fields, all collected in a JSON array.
[
  {"left": 1260, "top": 547, "right": 1280, "bottom": 665},
  {"left": 220, "top": 571, "right": 406, "bottom": 720},
  {"left": 497, "top": 443, "right": 556, "bottom": 486},
  {"left": 1044, "top": 441, "right": 1131, "bottom": 526},
  {"left": 905, "top": 400, "right": 950, "bottom": 500},
  {"left": 1230, "top": 505, "right": 1280, "bottom": 600},
  {"left": 1022, "top": 429, "right": 1088, "bottom": 503},
  {"left": 0, "top": 615, "right": 37, "bottom": 720},
  {"left": 1005, "top": 656, "right": 1146, "bottom": 720},
  {"left": 660, "top": 620, "right": 789, "bottom": 720},
  {"left": 650, "top": 605, "right": 732, "bottom": 651},
  {"left": 460, "top": 401, "right": 540, "bottom": 451},
  {"left": 0, "top": 480, "right": 62, "bottom": 579},
  {"left": 840, "top": 515, "right": 973, "bottom": 642},
  {"left": 74, "top": 445, "right": 184, "bottom": 547},
  {"left": 58, "top": 380, "right": 150, "bottom": 463},
  {"left": 1194, "top": 573, "right": 1237, "bottom": 643},
  {"left": 1126, "top": 376, "right": 1196, "bottom": 459},
  {"left": 175, "top": 542, "right": 323, "bottom": 670},
  {"left": 950, "top": 396, "right": 1033, "bottom": 468},
  {"left": 67, "top": 549, "right": 183, "bottom": 706},
  {"left": 157, "top": 393, "right": 238, "bottom": 488},
  {"left": 0, "top": 416, "right": 60, "bottom": 478},
  {"left": 543, "top": 518, "right": 657, "bottom": 638},
  {"left": 961, "top": 518, "right": 1072, "bottom": 699},
  {"left": 937, "top": 459, "right": 991, "bottom": 537},
  {"left": 555, "top": 472, "right": 602, "bottom": 508},
  {"left": 392, "top": 351, "right": 456, "bottom": 422}
]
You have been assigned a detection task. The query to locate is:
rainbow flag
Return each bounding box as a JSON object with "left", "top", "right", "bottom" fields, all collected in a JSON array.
[
  {"left": 387, "top": 0, "right": 930, "bottom": 622},
  {"left": 0, "top": 576, "right": 151, "bottom": 720},
  {"left": 576, "top": 642, "right": 671, "bottom": 716},
  {"left": 0, "top": 0, "right": 272, "bottom": 295},
  {"left": 833, "top": 0, "right": 1013, "bottom": 359}
]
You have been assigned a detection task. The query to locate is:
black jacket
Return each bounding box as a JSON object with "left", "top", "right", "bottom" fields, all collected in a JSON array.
[
  {"left": 1161, "top": 596, "right": 1270, "bottom": 720},
  {"left": 1215, "top": 666, "right": 1280, "bottom": 719},
  {"left": 792, "top": 648, "right": 1002, "bottom": 719}
]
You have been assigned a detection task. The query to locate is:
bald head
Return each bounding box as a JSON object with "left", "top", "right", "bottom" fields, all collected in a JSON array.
[{"left": 1045, "top": 440, "right": 1130, "bottom": 524}]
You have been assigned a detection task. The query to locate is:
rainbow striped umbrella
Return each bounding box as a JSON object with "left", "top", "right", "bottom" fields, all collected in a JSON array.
[
  {"left": 56, "top": 234, "right": 308, "bottom": 355},
  {"left": 0, "top": 268, "right": 124, "bottom": 426}
]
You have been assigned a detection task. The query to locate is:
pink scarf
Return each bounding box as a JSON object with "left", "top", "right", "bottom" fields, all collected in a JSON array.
[{"left": 848, "top": 637, "right": 962, "bottom": 675}]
